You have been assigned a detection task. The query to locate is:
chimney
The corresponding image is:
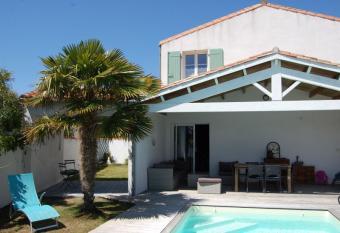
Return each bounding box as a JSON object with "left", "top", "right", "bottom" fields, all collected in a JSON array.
[{"left": 261, "top": 0, "right": 268, "bottom": 4}]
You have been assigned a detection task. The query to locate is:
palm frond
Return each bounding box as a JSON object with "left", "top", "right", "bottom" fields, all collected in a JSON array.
[
  {"left": 66, "top": 102, "right": 104, "bottom": 117},
  {"left": 24, "top": 115, "right": 76, "bottom": 143},
  {"left": 98, "top": 103, "right": 152, "bottom": 141},
  {"left": 26, "top": 39, "right": 159, "bottom": 144}
]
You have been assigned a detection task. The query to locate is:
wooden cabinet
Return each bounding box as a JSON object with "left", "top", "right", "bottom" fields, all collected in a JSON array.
[{"left": 293, "top": 165, "right": 315, "bottom": 184}]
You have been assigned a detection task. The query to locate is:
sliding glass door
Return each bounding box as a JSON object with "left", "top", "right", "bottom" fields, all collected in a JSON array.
[
  {"left": 174, "top": 125, "right": 194, "bottom": 173},
  {"left": 174, "top": 124, "right": 209, "bottom": 174}
]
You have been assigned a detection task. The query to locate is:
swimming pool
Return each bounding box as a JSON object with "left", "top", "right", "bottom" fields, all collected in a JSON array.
[{"left": 170, "top": 206, "right": 340, "bottom": 233}]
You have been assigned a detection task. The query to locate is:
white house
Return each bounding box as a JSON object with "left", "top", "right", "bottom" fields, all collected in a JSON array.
[{"left": 129, "top": 2, "right": 340, "bottom": 195}]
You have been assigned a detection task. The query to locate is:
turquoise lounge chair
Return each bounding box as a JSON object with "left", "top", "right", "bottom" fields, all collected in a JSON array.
[{"left": 8, "top": 173, "right": 59, "bottom": 232}]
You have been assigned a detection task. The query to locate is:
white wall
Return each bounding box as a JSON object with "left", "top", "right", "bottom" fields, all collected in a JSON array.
[
  {"left": 0, "top": 151, "right": 25, "bottom": 208},
  {"left": 140, "top": 88, "right": 340, "bottom": 190},
  {"left": 160, "top": 5, "right": 340, "bottom": 84},
  {"left": 108, "top": 140, "right": 130, "bottom": 164},
  {"left": 163, "top": 111, "right": 340, "bottom": 181},
  {"left": 63, "top": 138, "right": 130, "bottom": 167},
  {"left": 133, "top": 114, "right": 166, "bottom": 194},
  {"left": 0, "top": 135, "right": 64, "bottom": 208}
]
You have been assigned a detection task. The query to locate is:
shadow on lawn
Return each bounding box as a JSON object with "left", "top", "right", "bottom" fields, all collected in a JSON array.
[
  {"left": 0, "top": 198, "right": 68, "bottom": 232},
  {"left": 0, "top": 204, "right": 27, "bottom": 231},
  {"left": 0, "top": 197, "right": 133, "bottom": 232}
]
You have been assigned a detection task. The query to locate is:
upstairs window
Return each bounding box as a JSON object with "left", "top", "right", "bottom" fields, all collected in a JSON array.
[
  {"left": 168, "top": 49, "right": 223, "bottom": 84},
  {"left": 185, "top": 55, "right": 195, "bottom": 77},
  {"left": 184, "top": 52, "right": 208, "bottom": 78},
  {"left": 197, "top": 54, "right": 207, "bottom": 74}
]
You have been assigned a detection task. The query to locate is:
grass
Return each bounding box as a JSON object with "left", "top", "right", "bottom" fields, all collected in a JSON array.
[
  {"left": 0, "top": 197, "right": 133, "bottom": 233},
  {"left": 70, "top": 163, "right": 128, "bottom": 181},
  {"left": 95, "top": 164, "right": 128, "bottom": 181}
]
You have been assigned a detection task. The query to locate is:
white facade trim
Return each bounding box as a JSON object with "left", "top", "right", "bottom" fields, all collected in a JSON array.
[
  {"left": 276, "top": 54, "right": 340, "bottom": 74},
  {"left": 150, "top": 66, "right": 340, "bottom": 112},
  {"left": 149, "top": 68, "right": 276, "bottom": 112},
  {"left": 156, "top": 54, "right": 276, "bottom": 98},
  {"left": 253, "top": 82, "right": 272, "bottom": 97},
  {"left": 281, "top": 68, "right": 340, "bottom": 91},
  {"left": 153, "top": 100, "right": 340, "bottom": 113},
  {"left": 153, "top": 53, "right": 340, "bottom": 101},
  {"left": 282, "top": 81, "right": 301, "bottom": 98}
]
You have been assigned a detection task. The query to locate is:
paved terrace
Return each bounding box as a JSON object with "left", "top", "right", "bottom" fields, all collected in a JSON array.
[
  {"left": 90, "top": 190, "right": 340, "bottom": 233},
  {"left": 45, "top": 180, "right": 128, "bottom": 198}
]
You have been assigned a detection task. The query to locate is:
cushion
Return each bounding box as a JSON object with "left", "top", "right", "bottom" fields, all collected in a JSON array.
[{"left": 198, "top": 178, "right": 222, "bottom": 183}]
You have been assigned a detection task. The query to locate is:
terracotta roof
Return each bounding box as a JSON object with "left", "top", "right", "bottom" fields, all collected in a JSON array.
[
  {"left": 20, "top": 90, "right": 37, "bottom": 98},
  {"left": 160, "top": 3, "right": 340, "bottom": 45},
  {"left": 160, "top": 49, "right": 340, "bottom": 90}
]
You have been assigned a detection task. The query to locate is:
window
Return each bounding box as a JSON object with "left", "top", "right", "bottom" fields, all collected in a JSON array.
[
  {"left": 184, "top": 52, "right": 208, "bottom": 78},
  {"left": 185, "top": 55, "right": 195, "bottom": 77},
  {"left": 197, "top": 54, "right": 207, "bottom": 74}
]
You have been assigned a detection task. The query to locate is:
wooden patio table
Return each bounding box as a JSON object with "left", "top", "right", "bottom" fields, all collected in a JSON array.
[{"left": 234, "top": 163, "right": 292, "bottom": 193}]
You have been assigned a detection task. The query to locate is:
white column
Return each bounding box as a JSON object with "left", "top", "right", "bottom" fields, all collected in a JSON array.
[{"left": 271, "top": 73, "right": 282, "bottom": 100}]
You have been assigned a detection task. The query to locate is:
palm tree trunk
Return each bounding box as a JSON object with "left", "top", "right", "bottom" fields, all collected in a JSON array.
[{"left": 79, "top": 122, "right": 97, "bottom": 211}]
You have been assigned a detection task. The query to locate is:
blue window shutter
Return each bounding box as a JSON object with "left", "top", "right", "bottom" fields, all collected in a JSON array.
[
  {"left": 168, "top": 52, "right": 181, "bottom": 83},
  {"left": 209, "top": 49, "right": 224, "bottom": 70}
]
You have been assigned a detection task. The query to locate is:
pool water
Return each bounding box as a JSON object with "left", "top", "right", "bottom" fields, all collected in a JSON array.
[{"left": 171, "top": 206, "right": 340, "bottom": 233}]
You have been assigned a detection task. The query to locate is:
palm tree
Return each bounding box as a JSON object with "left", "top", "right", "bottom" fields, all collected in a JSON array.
[{"left": 24, "top": 39, "right": 159, "bottom": 211}]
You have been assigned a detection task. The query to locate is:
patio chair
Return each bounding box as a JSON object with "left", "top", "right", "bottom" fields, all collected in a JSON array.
[
  {"left": 58, "top": 159, "right": 79, "bottom": 190},
  {"left": 246, "top": 165, "right": 264, "bottom": 192},
  {"left": 219, "top": 161, "right": 238, "bottom": 185},
  {"left": 8, "top": 173, "right": 60, "bottom": 232},
  {"left": 264, "top": 165, "right": 281, "bottom": 192}
]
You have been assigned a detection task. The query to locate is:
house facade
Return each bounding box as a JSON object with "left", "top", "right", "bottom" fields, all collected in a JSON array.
[{"left": 129, "top": 2, "right": 340, "bottom": 195}]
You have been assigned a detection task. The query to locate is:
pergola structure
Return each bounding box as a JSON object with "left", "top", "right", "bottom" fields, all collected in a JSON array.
[{"left": 146, "top": 48, "right": 340, "bottom": 112}]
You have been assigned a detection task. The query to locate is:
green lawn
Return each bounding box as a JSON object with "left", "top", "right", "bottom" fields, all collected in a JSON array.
[
  {"left": 70, "top": 163, "right": 128, "bottom": 181},
  {"left": 95, "top": 164, "right": 128, "bottom": 181},
  {"left": 0, "top": 197, "right": 133, "bottom": 233}
]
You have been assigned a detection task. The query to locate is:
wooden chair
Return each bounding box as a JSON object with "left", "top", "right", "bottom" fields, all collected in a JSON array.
[
  {"left": 264, "top": 165, "right": 282, "bottom": 192},
  {"left": 246, "top": 165, "right": 264, "bottom": 192}
]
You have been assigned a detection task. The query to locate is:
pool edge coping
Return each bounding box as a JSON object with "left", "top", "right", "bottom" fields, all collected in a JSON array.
[{"left": 161, "top": 204, "right": 340, "bottom": 233}]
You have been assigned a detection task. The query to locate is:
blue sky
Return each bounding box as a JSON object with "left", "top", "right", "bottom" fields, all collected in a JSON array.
[{"left": 1, "top": 0, "right": 340, "bottom": 94}]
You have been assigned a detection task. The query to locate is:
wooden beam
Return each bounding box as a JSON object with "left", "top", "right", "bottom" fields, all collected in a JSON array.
[
  {"left": 271, "top": 74, "right": 282, "bottom": 100},
  {"left": 154, "top": 54, "right": 278, "bottom": 98},
  {"left": 332, "top": 94, "right": 340, "bottom": 99},
  {"left": 264, "top": 79, "right": 269, "bottom": 87},
  {"left": 150, "top": 68, "right": 276, "bottom": 112},
  {"left": 277, "top": 54, "right": 340, "bottom": 74},
  {"left": 253, "top": 82, "right": 272, "bottom": 97},
  {"left": 282, "top": 81, "right": 301, "bottom": 98},
  {"left": 309, "top": 87, "right": 323, "bottom": 98},
  {"left": 306, "top": 66, "right": 312, "bottom": 73},
  {"left": 280, "top": 67, "right": 340, "bottom": 92},
  {"left": 242, "top": 69, "right": 247, "bottom": 94},
  {"left": 151, "top": 54, "right": 340, "bottom": 100}
]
